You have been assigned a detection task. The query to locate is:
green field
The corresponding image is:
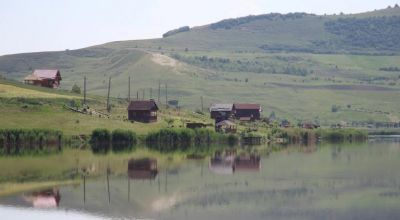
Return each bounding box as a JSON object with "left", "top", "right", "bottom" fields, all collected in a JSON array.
[{"left": 0, "top": 7, "right": 400, "bottom": 125}]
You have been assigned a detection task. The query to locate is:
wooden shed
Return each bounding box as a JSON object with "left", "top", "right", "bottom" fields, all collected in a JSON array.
[
  {"left": 127, "top": 99, "right": 158, "bottom": 123},
  {"left": 232, "top": 103, "right": 261, "bottom": 121},
  {"left": 209, "top": 103, "right": 233, "bottom": 122},
  {"left": 24, "top": 69, "right": 62, "bottom": 88}
]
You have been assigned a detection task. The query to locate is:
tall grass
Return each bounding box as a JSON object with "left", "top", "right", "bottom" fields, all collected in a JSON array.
[
  {"left": 145, "top": 128, "right": 238, "bottom": 152},
  {"left": 111, "top": 129, "right": 137, "bottom": 152},
  {"left": 90, "top": 128, "right": 137, "bottom": 153},
  {"left": 89, "top": 129, "right": 111, "bottom": 153},
  {"left": 0, "top": 129, "right": 62, "bottom": 155}
]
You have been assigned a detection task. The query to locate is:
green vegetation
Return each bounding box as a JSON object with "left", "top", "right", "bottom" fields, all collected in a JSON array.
[
  {"left": 145, "top": 128, "right": 235, "bottom": 152},
  {"left": 111, "top": 129, "right": 137, "bottom": 152},
  {"left": 324, "top": 16, "right": 400, "bottom": 53},
  {"left": 0, "top": 128, "right": 62, "bottom": 155},
  {"left": 317, "top": 128, "right": 368, "bottom": 142},
  {"left": 163, "top": 26, "right": 190, "bottom": 38},
  {"left": 89, "top": 128, "right": 111, "bottom": 153},
  {"left": 1, "top": 8, "right": 400, "bottom": 126}
]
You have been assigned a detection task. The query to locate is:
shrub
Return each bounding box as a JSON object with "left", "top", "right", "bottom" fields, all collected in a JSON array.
[
  {"left": 111, "top": 129, "right": 137, "bottom": 152},
  {"left": 90, "top": 129, "right": 111, "bottom": 153},
  {"left": 0, "top": 129, "right": 62, "bottom": 155}
]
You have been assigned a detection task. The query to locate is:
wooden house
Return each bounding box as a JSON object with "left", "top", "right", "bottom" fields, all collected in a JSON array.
[
  {"left": 209, "top": 103, "right": 233, "bottom": 122},
  {"left": 128, "top": 158, "right": 158, "bottom": 180},
  {"left": 24, "top": 69, "right": 62, "bottom": 88},
  {"left": 127, "top": 99, "right": 158, "bottom": 123},
  {"left": 232, "top": 103, "right": 261, "bottom": 121}
]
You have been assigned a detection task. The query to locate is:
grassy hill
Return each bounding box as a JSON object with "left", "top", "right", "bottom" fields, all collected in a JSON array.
[{"left": 0, "top": 7, "right": 400, "bottom": 125}]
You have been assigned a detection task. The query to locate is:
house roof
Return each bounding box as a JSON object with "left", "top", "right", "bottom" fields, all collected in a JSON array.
[
  {"left": 210, "top": 103, "right": 233, "bottom": 112},
  {"left": 233, "top": 103, "right": 261, "bottom": 110},
  {"left": 32, "top": 69, "right": 61, "bottom": 79},
  {"left": 24, "top": 74, "right": 40, "bottom": 81},
  {"left": 127, "top": 100, "right": 158, "bottom": 111}
]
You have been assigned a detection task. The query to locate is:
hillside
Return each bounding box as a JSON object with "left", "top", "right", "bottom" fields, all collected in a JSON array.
[{"left": 0, "top": 7, "right": 400, "bottom": 125}]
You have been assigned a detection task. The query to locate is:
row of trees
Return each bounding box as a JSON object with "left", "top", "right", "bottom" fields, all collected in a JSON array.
[
  {"left": 210, "top": 13, "right": 311, "bottom": 29},
  {"left": 325, "top": 16, "right": 400, "bottom": 52},
  {"left": 171, "top": 54, "right": 311, "bottom": 76}
]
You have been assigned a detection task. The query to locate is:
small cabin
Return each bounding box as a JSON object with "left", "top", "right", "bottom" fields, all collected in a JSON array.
[
  {"left": 210, "top": 104, "right": 233, "bottom": 122},
  {"left": 127, "top": 99, "right": 158, "bottom": 123},
  {"left": 24, "top": 69, "right": 62, "bottom": 88},
  {"left": 232, "top": 103, "right": 261, "bottom": 121},
  {"left": 128, "top": 158, "right": 158, "bottom": 180}
]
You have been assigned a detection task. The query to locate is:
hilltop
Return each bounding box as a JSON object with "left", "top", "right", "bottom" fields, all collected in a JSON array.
[{"left": 0, "top": 6, "right": 400, "bottom": 124}]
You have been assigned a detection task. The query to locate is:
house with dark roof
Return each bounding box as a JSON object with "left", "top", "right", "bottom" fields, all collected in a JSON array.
[
  {"left": 24, "top": 69, "right": 62, "bottom": 88},
  {"left": 232, "top": 103, "right": 261, "bottom": 121},
  {"left": 209, "top": 103, "right": 233, "bottom": 122},
  {"left": 127, "top": 99, "right": 158, "bottom": 123}
]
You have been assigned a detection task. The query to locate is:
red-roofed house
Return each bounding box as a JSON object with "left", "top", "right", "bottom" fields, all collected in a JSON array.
[
  {"left": 127, "top": 99, "right": 159, "bottom": 123},
  {"left": 232, "top": 103, "right": 262, "bottom": 121},
  {"left": 24, "top": 69, "right": 62, "bottom": 88}
]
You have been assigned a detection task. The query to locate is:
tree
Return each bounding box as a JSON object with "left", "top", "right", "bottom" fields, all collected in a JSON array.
[
  {"left": 71, "top": 84, "right": 81, "bottom": 94},
  {"left": 331, "top": 105, "right": 339, "bottom": 113}
]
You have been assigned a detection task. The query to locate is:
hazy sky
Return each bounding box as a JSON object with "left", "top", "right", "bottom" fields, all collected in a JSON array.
[{"left": 0, "top": 0, "right": 398, "bottom": 55}]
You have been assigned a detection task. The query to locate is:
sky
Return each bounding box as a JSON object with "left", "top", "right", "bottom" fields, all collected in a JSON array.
[{"left": 0, "top": 0, "right": 398, "bottom": 55}]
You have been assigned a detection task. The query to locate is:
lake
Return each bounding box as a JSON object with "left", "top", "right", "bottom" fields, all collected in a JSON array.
[{"left": 1, "top": 137, "right": 400, "bottom": 220}]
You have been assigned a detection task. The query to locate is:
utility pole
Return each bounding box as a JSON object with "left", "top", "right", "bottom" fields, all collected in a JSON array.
[
  {"left": 106, "top": 77, "right": 111, "bottom": 112},
  {"left": 128, "top": 76, "right": 131, "bottom": 102},
  {"left": 136, "top": 90, "right": 139, "bottom": 100},
  {"left": 142, "top": 89, "right": 145, "bottom": 100},
  {"left": 158, "top": 81, "right": 161, "bottom": 104},
  {"left": 150, "top": 88, "right": 153, "bottom": 99},
  {"left": 165, "top": 83, "right": 168, "bottom": 106},
  {"left": 201, "top": 96, "right": 204, "bottom": 112},
  {"left": 83, "top": 76, "right": 87, "bottom": 106}
]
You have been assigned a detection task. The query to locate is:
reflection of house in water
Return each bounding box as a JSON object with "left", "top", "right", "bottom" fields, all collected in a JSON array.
[
  {"left": 24, "top": 188, "right": 60, "bottom": 208},
  {"left": 128, "top": 158, "right": 158, "bottom": 180},
  {"left": 209, "top": 150, "right": 261, "bottom": 174},
  {"left": 209, "top": 150, "right": 235, "bottom": 175},
  {"left": 234, "top": 154, "right": 261, "bottom": 171}
]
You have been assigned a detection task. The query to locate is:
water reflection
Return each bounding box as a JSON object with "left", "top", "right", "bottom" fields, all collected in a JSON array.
[
  {"left": 23, "top": 188, "right": 60, "bottom": 208},
  {"left": 209, "top": 150, "right": 261, "bottom": 174},
  {"left": 234, "top": 154, "right": 261, "bottom": 171},
  {"left": 1, "top": 139, "right": 400, "bottom": 220},
  {"left": 209, "top": 150, "right": 235, "bottom": 174},
  {"left": 128, "top": 158, "right": 158, "bottom": 180}
]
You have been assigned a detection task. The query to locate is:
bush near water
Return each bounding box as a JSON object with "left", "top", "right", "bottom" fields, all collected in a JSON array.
[
  {"left": 90, "top": 128, "right": 137, "bottom": 153},
  {"left": 0, "top": 128, "right": 62, "bottom": 155},
  {"left": 145, "top": 128, "right": 238, "bottom": 152}
]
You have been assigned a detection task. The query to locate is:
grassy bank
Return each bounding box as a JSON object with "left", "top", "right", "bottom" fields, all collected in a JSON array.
[{"left": 268, "top": 127, "right": 368, "bottom": 143}]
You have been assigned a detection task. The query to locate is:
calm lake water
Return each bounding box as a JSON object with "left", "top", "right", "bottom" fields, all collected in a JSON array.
[{"left": 1, "top": 138, "right": 400, "bottom": 220}]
